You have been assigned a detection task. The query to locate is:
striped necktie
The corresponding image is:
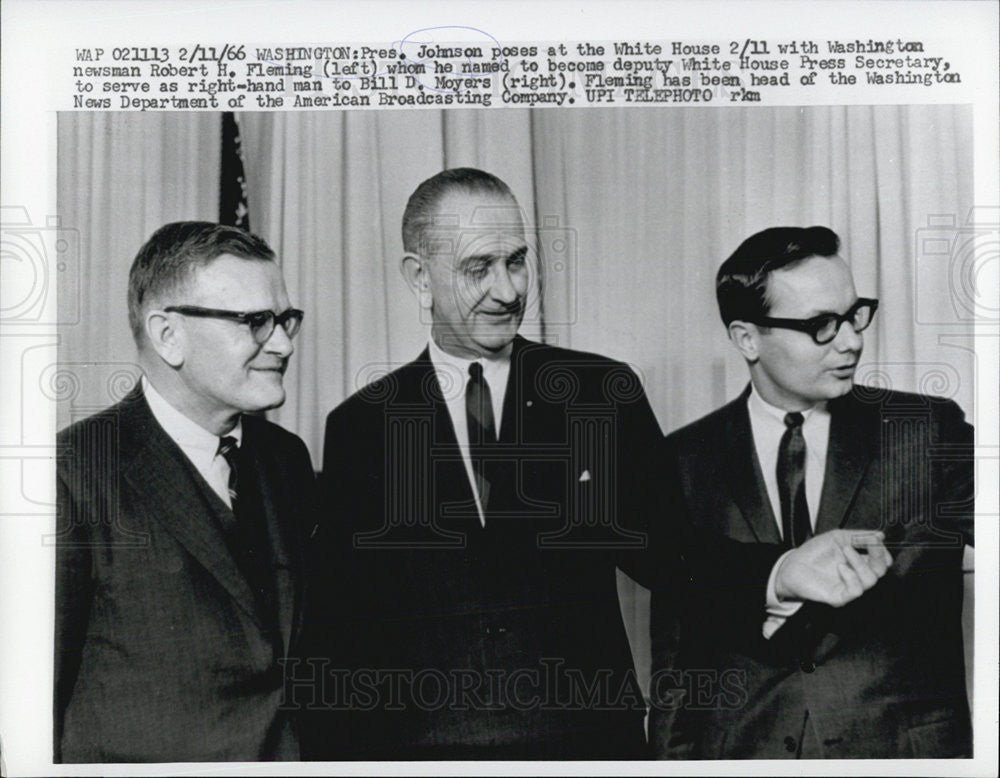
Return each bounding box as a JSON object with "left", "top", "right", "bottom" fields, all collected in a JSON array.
[{"left": 217, "top": 435, "right": 240, "bottom": 514}]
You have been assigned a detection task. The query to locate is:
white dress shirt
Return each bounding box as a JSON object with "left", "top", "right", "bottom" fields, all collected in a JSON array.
[
  {"left": 427, "top": 338, "right": 512, "bottom": 527},
  {"left": 746, "top": 386, "right": 831, "bottom": 638},
  {"left": 142, "top": 376, "right": 242, "bottom": 508}
]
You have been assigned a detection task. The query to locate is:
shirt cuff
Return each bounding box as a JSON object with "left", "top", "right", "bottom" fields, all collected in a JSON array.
[{"left": 763, "top": 550, "right": 805, "bottom": 639}]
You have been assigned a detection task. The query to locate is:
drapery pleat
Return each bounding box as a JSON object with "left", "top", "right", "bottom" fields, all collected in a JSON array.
[{"left": 56, "top": 112, "right": 220, "bottom": 427}]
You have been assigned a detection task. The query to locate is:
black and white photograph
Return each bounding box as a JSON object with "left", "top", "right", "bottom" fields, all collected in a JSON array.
[{"left": 1, "top": 1, "right": 997, "bottom": 775}]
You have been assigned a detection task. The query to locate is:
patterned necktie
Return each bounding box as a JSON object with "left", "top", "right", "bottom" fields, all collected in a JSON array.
[
  {"left": 216, "top": 434, "right": 278, "bottom": 628},
  {"left": 777, "top": 412, "right": 812, "bottom": 548},
  {"left": 466, "top": 362, "right": 496, "bottom": 513},
  {"left": 217, "top": 435, "right": 240, "bottom": 515}
]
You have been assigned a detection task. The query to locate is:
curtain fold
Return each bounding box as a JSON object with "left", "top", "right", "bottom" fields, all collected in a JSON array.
[{"left": 56, "top": 112, "right": 220, "bottom": 429}]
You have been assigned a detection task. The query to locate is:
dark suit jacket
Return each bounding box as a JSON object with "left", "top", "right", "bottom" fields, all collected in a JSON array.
[
  {"left": 55, "top": 385, "right": 315, "bottom": 762},
  {"left": 302, "top": 336, "right": 666, "bottom": 759},
  {"left": 649, "top": 386, "right": 974, "bottom": 759}
]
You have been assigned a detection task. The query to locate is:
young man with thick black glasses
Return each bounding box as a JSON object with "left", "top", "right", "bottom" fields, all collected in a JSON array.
[{"left": 649, "top": 226, "right": 974, "bottom": 759}]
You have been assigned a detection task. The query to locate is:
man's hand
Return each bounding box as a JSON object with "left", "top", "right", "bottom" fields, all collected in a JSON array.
[{"left": 774, "top": 530, "right": 893, "bottom": 607}]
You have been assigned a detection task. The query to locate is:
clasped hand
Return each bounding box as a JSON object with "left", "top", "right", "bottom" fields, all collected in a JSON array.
[{"left": 775, "top": 529, "right": 893, "bottom": 607}]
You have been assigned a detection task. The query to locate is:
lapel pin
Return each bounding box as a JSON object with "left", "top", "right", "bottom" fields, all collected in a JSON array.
[{"left": 579, "top": 470, "right": 591, "bottom": 482}]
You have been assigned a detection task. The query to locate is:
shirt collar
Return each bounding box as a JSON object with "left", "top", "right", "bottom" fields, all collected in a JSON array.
[
  {"left": 748, "top": 383, "right": 827, "bottom": 427},
  {"left": 142, "top": 375, "right": 243, "bottom": 452},
  {"left": 428, "top": 337, "right": 512, "bottom": 385}
]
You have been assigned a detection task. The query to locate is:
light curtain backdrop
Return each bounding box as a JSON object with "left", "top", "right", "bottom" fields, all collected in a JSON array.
[{"left": 57, "top": 104, "right": 975, "bottom": 700}]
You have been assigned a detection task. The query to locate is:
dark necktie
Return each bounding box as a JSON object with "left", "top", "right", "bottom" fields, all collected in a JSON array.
[
  {"left": 217, "top": 434, "right": 279, "bottom": 627},
  {"left": 466, "top": 362, "right": 496, "bottom": 513},
  {"left": 777, "top": 412, "right": 812, "bottom": 548},
  {"left": 217, "top": 435, "right": 241, "bottom": 516}
]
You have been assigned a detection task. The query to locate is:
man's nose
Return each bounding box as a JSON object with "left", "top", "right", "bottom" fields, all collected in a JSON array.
[
  {"left": 833, "top": 318, "right": 863, "bottom": 352},
  {"left": 263, "top": 319, "right": 295, "bottom": 358},
  {"left": 489, "top": 263, "right": 520, "bottom": 304}
]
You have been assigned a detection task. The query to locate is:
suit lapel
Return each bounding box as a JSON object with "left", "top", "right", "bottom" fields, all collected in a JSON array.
[
  {"left": 497, "top": 337, "right": 524, "bottom": 445},
  {"left": 724, "top": 389, "right": 783, "bottom": 545},
  {"left": 487, "top": 338, "right": 529, "bottom": 530},
  {"left": 119, "top": 387, "right": 262, "bottom": 627},
  {"left": 242, "top": 423, "right": 299, "bottom": 654},
  {"left": 815, "top": 394, "right": 874, "bottom": 534},
  {"left": 412, "top": 350, "right": 482, "bottom": 533}
]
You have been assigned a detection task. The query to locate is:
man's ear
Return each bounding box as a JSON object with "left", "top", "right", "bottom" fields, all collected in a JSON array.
[
  {"left": 728, "top": 320, "right": 760, "bottom": 363},
  {"left": 144, "top": 309, "right": 185, "bottom": 368},
  {"left": 401, "top": 253, "right": 433, "bottom": 310}
]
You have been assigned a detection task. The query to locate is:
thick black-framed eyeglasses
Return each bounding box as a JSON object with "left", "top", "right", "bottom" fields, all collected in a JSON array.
[
  {"left": 751, "top": 298, "right": 878, "bottom": 345},
  {"left": 164, "top": 305, "right": 304, "bottom": 343}
]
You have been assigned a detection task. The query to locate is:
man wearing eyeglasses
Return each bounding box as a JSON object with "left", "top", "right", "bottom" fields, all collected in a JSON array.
[
  {"left": 55, "top": 222, "right": 315, "bottom": 762},
  {"left": 649, "top": 226, "right": 974, "bottom": 758}
]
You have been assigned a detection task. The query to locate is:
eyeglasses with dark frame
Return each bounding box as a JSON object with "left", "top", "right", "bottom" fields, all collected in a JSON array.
[
  {"left": 164, "top": 305, "right": 305, "bottom": 344},
  {"left": 750, "top": 298, "right": 879, "bottom": 345}
]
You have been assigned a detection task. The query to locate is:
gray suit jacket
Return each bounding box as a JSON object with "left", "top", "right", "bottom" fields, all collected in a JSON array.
[{"left": 55, "top": 385, "right": 315, "bottom": 762}]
